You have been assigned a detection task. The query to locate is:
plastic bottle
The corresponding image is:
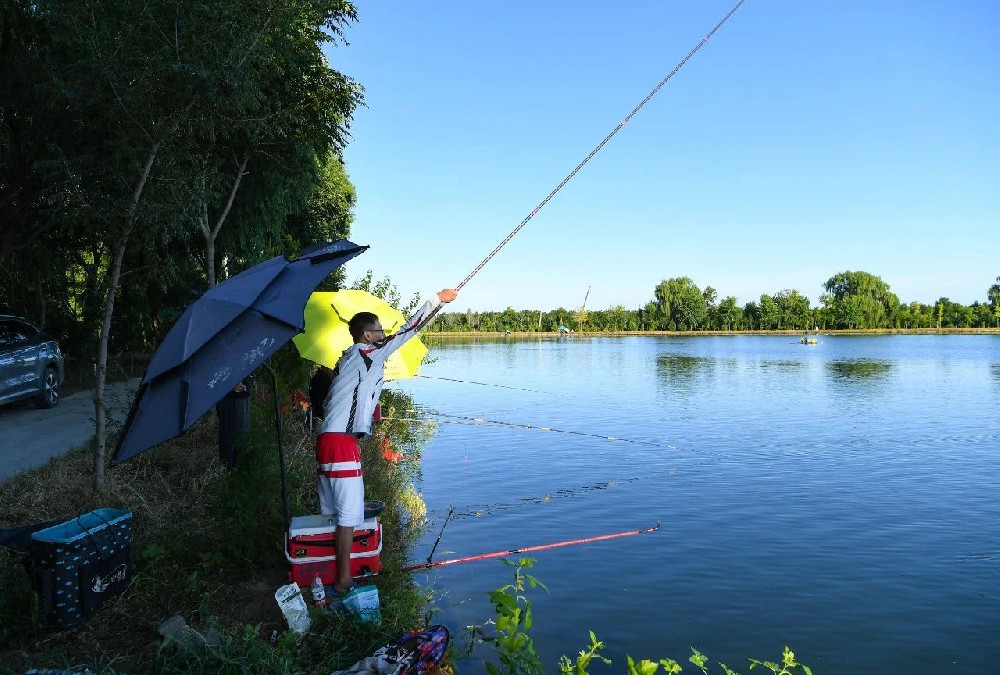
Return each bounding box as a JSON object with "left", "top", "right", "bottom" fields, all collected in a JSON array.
[{"left": 310, "top": 575, "right": 327, "bottom": 608}]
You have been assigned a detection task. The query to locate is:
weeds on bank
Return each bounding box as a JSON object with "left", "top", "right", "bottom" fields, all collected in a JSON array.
[{"left": 473, "top": 558, "right": 812, "bottom": 675}]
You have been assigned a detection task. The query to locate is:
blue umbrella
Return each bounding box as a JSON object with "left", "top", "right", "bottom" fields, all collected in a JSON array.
[{"left": 112, "top": 240, "right": 366, "bottom": 466}]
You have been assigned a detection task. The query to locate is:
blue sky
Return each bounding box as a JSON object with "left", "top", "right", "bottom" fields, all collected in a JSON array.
[{"left": 329, "top": 1, "right": 999, "bottom": 312}]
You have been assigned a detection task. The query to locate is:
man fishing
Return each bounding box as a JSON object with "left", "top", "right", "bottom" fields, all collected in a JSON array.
[{"left": 317, "top": 288, "right": 457, "bottom": 597}]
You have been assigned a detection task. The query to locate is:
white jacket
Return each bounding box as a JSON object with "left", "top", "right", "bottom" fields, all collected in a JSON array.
[{"left": 319, "top": 297, "right": 441, "bottom": 438}]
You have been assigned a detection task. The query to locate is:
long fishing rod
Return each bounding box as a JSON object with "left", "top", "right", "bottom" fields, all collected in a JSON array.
[
  {"left": 401, "top": 522, "right": 660, "bottom": 573},
  {"left": 451, "top": 0, "right": 747, "bottom": 292}
]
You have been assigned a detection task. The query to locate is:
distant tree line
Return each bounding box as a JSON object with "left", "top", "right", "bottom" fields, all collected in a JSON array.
[{"left": 431, "top": 271, "right": 1000, "bottom": 333}]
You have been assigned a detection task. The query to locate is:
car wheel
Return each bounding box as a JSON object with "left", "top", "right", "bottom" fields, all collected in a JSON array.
[{"left": 33, "top": 366, "right": 60, "bottom": 409}]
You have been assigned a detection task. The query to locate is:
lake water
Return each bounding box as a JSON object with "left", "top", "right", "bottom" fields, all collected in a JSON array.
[{"left": 391, "top": 334, "right": 1000, "bottom": 674}]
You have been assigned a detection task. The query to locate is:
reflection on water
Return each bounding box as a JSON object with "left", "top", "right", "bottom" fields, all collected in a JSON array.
[
  {"left": 656, "top": 354, "right": 715, "bottom": 382},
  {"left": 826, "top": 359, "right": 894, "bottom": 380},
  {"left": 439, "top": 475, "right": 649, "bottom": 520},
  {"left": 757, "top": 359, "right": 806, "bottom": 371}
]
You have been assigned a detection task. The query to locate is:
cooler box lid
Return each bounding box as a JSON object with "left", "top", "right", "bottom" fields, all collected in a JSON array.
[
  {"left": 289, "top": 515, "right": 378, "bottom": 538},
  {"left": 30, "top": 509, "right": 132, "bottom": 544}
]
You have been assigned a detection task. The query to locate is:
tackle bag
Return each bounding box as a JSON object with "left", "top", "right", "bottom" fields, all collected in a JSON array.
[
  {"left": 332, "top": 624, "right": 450, "bottom": 674},
  {"left": 26, "top": 508, "right": 133, "bottom": 630}
]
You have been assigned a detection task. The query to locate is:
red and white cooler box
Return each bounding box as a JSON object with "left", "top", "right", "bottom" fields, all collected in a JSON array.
[{"left": 285, "top": 514, "right": 382, "bottom": 586}]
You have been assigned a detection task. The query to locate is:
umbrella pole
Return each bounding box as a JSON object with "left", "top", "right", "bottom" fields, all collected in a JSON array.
[{"left": 263, "top": 364, "right": 291, "bottom": 528}]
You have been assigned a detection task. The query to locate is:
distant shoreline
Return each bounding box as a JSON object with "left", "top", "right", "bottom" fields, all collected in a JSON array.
[{"left": 428, "top": 328, "right": 1000, "bottom": 338}]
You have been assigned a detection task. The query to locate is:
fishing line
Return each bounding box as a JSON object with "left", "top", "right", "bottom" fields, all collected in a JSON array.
[
  {"left": 413, "top": 374, "right": 557, "bottom": 396},
  {"left": 412, "top": 410, "right": 679, "bottom": 450},
  {"left": 432, "top": 475, "right": 649, "bottom": 520},
  {"left": 383, "top": 415, "right": 677, "bottom": 451},
  {"left": 451, "top": 0, "right": 748, "bottom": 292}
]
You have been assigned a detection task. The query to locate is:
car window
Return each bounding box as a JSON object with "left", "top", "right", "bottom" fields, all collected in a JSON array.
[
  {"left": 0, "top": 319, "right": 37, "bottom": 346},
  {"left": 9, "top": 320, "right": 36, "bottom": 343}
]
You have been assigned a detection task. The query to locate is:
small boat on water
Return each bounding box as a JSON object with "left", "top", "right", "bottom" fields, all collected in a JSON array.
[{"left": 799, "top": 336, "right": 818, "bottom": 345}]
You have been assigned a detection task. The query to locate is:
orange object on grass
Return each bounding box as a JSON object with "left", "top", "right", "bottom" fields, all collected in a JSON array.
[{"left": 380, "top": 438, "right": 402, "bottom": 463}]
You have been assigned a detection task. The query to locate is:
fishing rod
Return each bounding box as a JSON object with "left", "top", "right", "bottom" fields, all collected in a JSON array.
[
  {"left": 401, "top": 522, "right": 660, "bottom": 572},
  {"left": 451, "top": 0, "right": 747, "bottom": 292},
  {"left": 424, "top": 506, "right": 455, "bottom": 566}
]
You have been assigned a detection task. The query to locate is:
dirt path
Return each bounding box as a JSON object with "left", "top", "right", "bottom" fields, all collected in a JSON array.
[{"left": 0, "top": 379, "right": 140, "bottom": 484}]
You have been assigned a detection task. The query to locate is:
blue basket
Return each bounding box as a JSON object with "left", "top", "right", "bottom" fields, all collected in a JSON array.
[{"left": 28, "top": 508, "right": 133, "bottom": 629}]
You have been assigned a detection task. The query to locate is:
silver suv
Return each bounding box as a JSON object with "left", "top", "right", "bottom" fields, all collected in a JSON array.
[{"left": 0, "top": 315, "right": 65, "bottom": 409}]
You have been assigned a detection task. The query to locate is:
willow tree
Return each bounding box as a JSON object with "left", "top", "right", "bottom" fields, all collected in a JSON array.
[
  {"left": 821, "top": 270, "right": 900, "bottom": 329},
  {"left": 655, "top": 277, "right": 707, "bottom": 331}
]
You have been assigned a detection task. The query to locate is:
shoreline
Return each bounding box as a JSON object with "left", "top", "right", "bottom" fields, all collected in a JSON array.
[{"left": 426, "top": 327, "right": 1000, "bottom": 338}]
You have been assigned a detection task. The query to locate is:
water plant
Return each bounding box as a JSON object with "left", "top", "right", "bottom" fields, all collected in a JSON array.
[{"left": 476, "top": 558, "right": 812, "bottom": 675}]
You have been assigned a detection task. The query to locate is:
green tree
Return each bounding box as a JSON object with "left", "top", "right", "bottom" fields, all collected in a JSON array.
[
  {"left": 743, "top": 301, "right": 760, "bottom": 330},
  {"left": 606, "top": 304, "right": 630, "bottom": 331},
  {"left": 655, "top": 277, "right": 707, "bottom": 331},
  {"left": 759, "top": 294, "right": 780, "bottom": 330},
  {"left": 935, "top": 297, "right": 974, "bottom": 328},
  {"left": 822, "top": 270, "right": 899, "bottom": 329},
  {"left": 773, "top": 289, "right": 812, "bottom": 330},
  {"left": 988, "top": 276, "right": 1000, "bottom": 328},
  {"left": 716, "top": 296, "right": 742, "bottom": 331}
]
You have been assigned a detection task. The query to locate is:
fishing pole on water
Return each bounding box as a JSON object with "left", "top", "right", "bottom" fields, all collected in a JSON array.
[
  {"left": 424, "top": 506, "right": 455, "bottom": 566},
  {"left": 401, "top": 522, "right": 660, "bottom": 573},
  {"left": 443, "top": 0, "right": 747, "bottom": 294}
]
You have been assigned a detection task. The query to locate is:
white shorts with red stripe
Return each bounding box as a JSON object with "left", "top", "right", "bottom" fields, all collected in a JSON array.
[{"left": 316, "top": 433, "right": 365, "bottom": 527}]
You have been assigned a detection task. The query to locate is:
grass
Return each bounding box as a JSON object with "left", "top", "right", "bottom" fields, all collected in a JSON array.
[{"left": 0, "top": 375, "right": 440, "bottom": 673}]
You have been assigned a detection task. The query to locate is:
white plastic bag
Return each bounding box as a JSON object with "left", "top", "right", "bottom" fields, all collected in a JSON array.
[
  {"left": 342, "top": 584, "right": 381, "bottom": 623},
  {"left": 275, "top": 583, "right": 312, "bottom": 634}
]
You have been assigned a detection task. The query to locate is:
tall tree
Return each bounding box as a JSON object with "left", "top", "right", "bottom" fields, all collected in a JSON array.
[
  {"left": 988, "top": 276, "right": 1000, "bottom": 328},
  {"left": 717, "top": 296, "right": 742, "bottom": 331},
  {"left": 774, "top": 289, "right": 812, "bottom": 330},
  {"left": 758, "top": 294, "right": 779, "bottom": 330},
  {"left": 821, "top": 270, "right": 900, "bottom": 329},
  {"left": 655, "top": 277, "right": 706, "bottom": 331}
]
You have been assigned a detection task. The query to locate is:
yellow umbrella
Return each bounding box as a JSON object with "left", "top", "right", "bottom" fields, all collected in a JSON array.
[{"left": 292, "top": 290, "right": 429, "bottom": 381}]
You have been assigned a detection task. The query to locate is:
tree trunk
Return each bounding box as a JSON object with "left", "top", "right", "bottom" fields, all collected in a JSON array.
[
  {"left": 201, "top": 153, "right": 249, "bottom": 288},
  {"left": 93, "top": 141, "right": 161, "bottom": 493}
]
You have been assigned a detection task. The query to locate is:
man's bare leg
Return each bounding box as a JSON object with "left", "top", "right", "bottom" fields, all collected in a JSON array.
[{"left": 334, "top": 525, "right": 353, "bottom": 593}]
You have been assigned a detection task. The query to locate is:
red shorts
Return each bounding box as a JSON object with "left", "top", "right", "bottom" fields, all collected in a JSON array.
[{"left": 316, "top": 433, "right": 364, "bottom": 527}]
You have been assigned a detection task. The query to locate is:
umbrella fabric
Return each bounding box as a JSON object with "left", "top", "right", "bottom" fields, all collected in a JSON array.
[
  {"left": 292, "top": 290, "right": 429, "bottom": 381},
  {"left": 112, "top": 240, "right": 367, "bottom": 465}
]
